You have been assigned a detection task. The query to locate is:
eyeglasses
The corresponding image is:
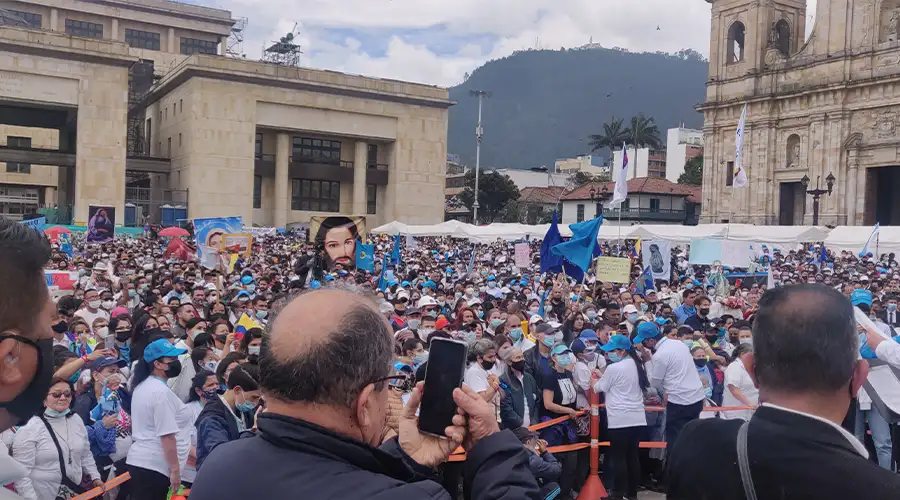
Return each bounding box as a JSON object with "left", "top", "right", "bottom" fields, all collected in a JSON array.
[
  {"left": 50, "top": 391, "right": 72, "bottom": 399},
  {"left": 371, "top": 374, "right": 408, "bottom": 387}
]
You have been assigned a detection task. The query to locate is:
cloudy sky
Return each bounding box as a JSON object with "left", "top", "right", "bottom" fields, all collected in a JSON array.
[{"left": 202, "top": 0, "right": 818, "bottom": 87}]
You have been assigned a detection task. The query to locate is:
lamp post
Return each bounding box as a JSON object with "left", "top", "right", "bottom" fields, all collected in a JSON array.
[
  {"left": 588, "top": 184, "right": 609, "bottom": 219},
  {"left": 800, "top": 172, "right": 835, "bottom": 226},
  {"left": 470, "top": 90, "right": 489, "bottom": 224}
]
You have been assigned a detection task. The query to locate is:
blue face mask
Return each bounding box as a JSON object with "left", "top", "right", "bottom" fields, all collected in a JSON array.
[
  {"left": 509, "top": 327, "right": 523, "bottom": 342},
  {"left": 235, "top": 392, "right": 256, "bottom": 413},
  {"left": 476, "top": 310, "right": 484, "bottom": 319},
  {"left": 45, "top": 408, "right": 71, "bottom": 418},
  {"left": 607, "top": 352, "right": 624, "bottom": 363},
  {"left": 556, "top": 353, "right": 574, "bottom": 366},
  {"left": 490, "top": 318, "right": 504, "bottom": 329},
  {"left": 541, "top": 335, "right": 556, "bottom": 348}
]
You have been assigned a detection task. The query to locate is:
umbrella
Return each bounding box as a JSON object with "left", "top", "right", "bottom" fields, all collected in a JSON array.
[
  {"left": 159, "top": 226, "right": 190, "bottom": 238},
  {"left": 44, "top": 226, "right": 71, "bottom": 237}
]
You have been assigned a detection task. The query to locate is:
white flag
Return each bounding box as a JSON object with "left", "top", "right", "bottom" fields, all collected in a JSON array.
[
  {"left": 608, "top": 142, "right": 629, "bottom": 207},
  {"left": 859, "top": 223, "right": 880, "bottom": 257},
  {"left": 733, "top": 104, "right": 749, "bottom": 188}
]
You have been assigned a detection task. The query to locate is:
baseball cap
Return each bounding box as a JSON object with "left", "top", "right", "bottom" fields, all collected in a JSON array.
[
  {"left": 578, "top": 329, "right": 599, "bottom": 342},
  {"left": 851, "top": 288, "right": 873, "bottom": 307},
  {"left": 534, "top": 322, "right": 556, "bottom": 337},
  {"left": 240, "top": 275, "right": 254, "bottom": 285},
  {"left": 601, "top": 334, "right": 632, "bottom": 352},
  {"left": 632, "top": 322, "right": 661, "bottom": 344},
  {"left": 529, "top": 315, "right": 545, "bottom": 325},
  {"left": 89, "top": 356, "right": 127, "bottom": 371},
  {"left": 654, "top": 317, "right": 672, "bottom": 326},
  {"left": 550, "top": 344, "right": 572, "bottom": 357},
  {"left": 417, "top": 296, "right": 438, "bottom": 309},
  {"left": 142, "top": 338, "right": 187, "bottom": 363},
  {"left": 435, "top": 317, "right": 450, "bottom": 330},
  {"left": 570, "top": 338, "right": 587, "bottom": 354},
  {"left": 405, "top": 307, "right": 422, "bottom": 316},
  {"left": 623, "top": 304, "right": 639, "bottom": 314}
]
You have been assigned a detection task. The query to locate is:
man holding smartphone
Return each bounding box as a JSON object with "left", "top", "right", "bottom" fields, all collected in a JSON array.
[{"left": 190, "top": 288, "right": 539, "bottom": 500}]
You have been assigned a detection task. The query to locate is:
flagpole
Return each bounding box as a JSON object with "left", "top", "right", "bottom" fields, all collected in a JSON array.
[{"left": 617, "top": 206, "right": 623, "bottom": 256}]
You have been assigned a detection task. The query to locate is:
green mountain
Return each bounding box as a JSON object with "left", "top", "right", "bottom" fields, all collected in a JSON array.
[{"left": 447, "top": 46, "right": 708, "bottom": 169}]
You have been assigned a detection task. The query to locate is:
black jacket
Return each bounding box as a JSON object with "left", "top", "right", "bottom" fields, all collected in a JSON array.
[
  {"left": 195, "top": 396, "right": 245, "bottom": 471},
  {"left": 499, "top": 370, "right": 540, "bottom": 430},
  {"left": 524, "top": 346, "right": 550, "bottom": 386},
  {"left": 667, "top": 405, "right": 900, "bottom": 499},
  {"left": 190, "top": 413, "right": 540, "bottom": 500}
]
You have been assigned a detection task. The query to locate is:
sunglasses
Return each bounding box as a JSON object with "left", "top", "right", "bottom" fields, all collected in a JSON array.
[{"left": 50, "top": 391, "right": 72, "bottom": 399}]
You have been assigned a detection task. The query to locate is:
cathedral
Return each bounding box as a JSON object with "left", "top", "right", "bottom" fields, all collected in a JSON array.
[{"left": 701, "top": 0, "right": 900, "bottom": 226}]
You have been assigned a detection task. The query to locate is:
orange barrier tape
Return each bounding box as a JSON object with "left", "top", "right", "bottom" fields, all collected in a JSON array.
[
  {"left": 71, "top": 472, "right": 131, "bottom": 500},
  {"left": 594, "top": 403, "right": 755, "bottom": 413},
  {"left": 526, "top": 409, "right": 586, "bottom": 431}
]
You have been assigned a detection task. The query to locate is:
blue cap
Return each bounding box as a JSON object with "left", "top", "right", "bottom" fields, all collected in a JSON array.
[
  {"left": 654, "top": 317, "right": 672, "bottom": 326},
  {"left": 445, "top": 267, "right": 453, "bottom": 274},
  {"left": 632, "top": 322, "right": 661, "bottom": 344},
  {"left": 422, "top": 280, "right": 436, "bottom": 289},
  {"left": 570, "top": 338, "right": 587, "bottom": 353},
  {"left": 234, "top": 290, "right": 251, "bottom": 300},
  {"left": 520, "top": 279, "right": 529, "bottom": 287},
  {"left": 578, "top": 329, "right": 598, "bottom": 342},
  {"left": 550, "top": 344, "right": 572, "bottom": 357},
  {"left": 601, "top": 334, "right": 632, "bottom": 352},
  {"left": 324, "top": 274, "right": 336, "bottom": 282},
  {"left": 310, "top": 280, "right": 322, "bottom": 290},
  {"left": 143, "top": 338, "right": 187, "bottom": 363},
  {"left": 851, "top": 288, "right": 873, "bottom": 307},
  {"left": 487, "top": 274, "right": 496, "bottom": 281},
  {"left": 240, "top": 275, "right": 254, "bottom": 285},
  {"left": 401, "top": 280, "right": 410, "bottom": 287}
]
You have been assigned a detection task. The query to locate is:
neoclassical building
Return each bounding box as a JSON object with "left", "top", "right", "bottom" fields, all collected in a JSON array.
[{"left": 700, "top": 0, "right": 900, "bottom": 226}]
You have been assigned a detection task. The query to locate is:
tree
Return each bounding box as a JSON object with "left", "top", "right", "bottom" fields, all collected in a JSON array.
[
  {"left": 628, "top": 113, "right": 662, "bottom": 149},
  {"left": 678, "top": 156, "right": 703, "bottom": 185},
  {"left": 588, "top": 117, "right": 630, "bottom": 156},
  {"left": 459, "top": 170, "right": 520, "bottom": 223}
]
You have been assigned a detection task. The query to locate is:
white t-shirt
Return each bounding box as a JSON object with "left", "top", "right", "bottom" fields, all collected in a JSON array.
[
  {"left": 464, "top": 362, "right": 502, "bottom": 393},
  {"left": 721, "top": 358, "right": 758, "bottom": 421},
  {"left": 126, "top": 376, "right": 192, "bottom": 476},
  {"left": 594, "top": 357, "right": 647, "bottom": 429},
  {"left": 181, "top": 401, "right": 203, "bottom": 483},
  {"left": 514, "top": 372, "right": 531, "bottom": 428}
]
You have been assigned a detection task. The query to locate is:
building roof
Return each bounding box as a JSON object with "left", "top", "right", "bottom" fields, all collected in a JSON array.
[
  {"left": 520, "top": 186, "right": 567, "bottom": 205},
  {"left": 561, "top": 177, "right": 701, "bottom": 203}
]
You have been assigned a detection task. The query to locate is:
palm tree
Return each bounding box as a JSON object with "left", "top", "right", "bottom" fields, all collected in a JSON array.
[
  {"left": 588, "top": 117, "right": 630, "bottom": 155},
  {"left": 628, "top": 113, "right": 662, "bottom": 149}
]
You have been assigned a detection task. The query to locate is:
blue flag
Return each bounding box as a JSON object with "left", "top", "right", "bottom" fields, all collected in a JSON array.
[
  {"left": 540, "top": 212, "right": 564, "bottom": 273},
  {"left": 536, "top": 288, "right": 550, "bottom": 319},
  {"left": 635, "top": 265, "right": 655, "bottom": 296},
  {"left": 376, "top": 255, "right": 389, "bottom": 291},
  {"left": 19, "top": 216, "right": 45, "bottom": 232},
  {"left": 551, "top": 216, "right": 603, "bottom": 273},
  {"left": 354, "top": 240, "right": 375, "bottom": 272},
  {"left": 815, "top": 244, "right": 828, "bottom": 269},
  {"left": 390, "top": 234, "right": 402, "bottom": 266}
]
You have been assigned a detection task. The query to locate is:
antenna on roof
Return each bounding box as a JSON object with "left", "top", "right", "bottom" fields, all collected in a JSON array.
[{"left": 262, "top": 22, "right": 303, "bottom": 67}]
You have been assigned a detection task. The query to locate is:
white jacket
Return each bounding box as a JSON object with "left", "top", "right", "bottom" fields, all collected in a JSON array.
[{"left": 11, "top": 414, "right": 100, "bottom": 500}]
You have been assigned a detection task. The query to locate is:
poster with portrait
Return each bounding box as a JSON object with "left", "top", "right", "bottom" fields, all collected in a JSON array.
[
  {"left": 308, "top": 216, "right": 367, "bottom": 271},
  {"left": 222, "top": 233, "right": 253, "bottom": 259},
  {"left": 193, "top": 216, "right": 243, "bottom": 271},
  {"left": 86, "top": 206, "right": 115, "bottom": 244},
  {"left": 642, "top": 240, "right": 672, "bottom": 281}
]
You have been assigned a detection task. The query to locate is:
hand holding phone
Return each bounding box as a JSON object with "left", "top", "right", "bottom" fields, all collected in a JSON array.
[{"left": 418, "top": 338, "right": 467, "bottom": 436}]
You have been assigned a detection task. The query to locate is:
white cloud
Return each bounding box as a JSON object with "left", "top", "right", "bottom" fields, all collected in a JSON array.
[{"left": 210, "top": 0, "right": 816, "bottom": 87}]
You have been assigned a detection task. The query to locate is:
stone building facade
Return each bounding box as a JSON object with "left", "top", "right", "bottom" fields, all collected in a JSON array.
[{"left": 700, "top": 0, "right": 900, "bottom": 226}]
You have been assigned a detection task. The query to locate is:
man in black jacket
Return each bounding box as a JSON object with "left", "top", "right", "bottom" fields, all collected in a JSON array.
[
  {"left": 190, "top": 288, "right": 539, "bottom": 500},
  {"left": 667, "top": 284, "right": 900, "bottom": 499},
  {"left": 499, "top": 347, "right": 540, "bottom": 429}
]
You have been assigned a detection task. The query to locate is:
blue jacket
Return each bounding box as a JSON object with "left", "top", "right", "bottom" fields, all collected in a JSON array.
[
  {"left": 499, "top": 370, "right": 540, "bottom": 430},
  {"left": 195, "top": 395, "right": 246, "bottom": 470},
  {"left": 190, "top": 413, "right": 540, "bottom": 500},
  {"left": 527, "top": 451, "right": 561, "bottom": 483}
]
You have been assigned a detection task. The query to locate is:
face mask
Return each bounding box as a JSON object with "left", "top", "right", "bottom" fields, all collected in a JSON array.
[
  {"left": 246, "top": 284, "right": 257, "bottom": 293},
  {"left": 203, "top": 360, "right": 219, "bottom": 372},
  {"left": 201, "top": 388, "right": 219, "bottom": 401},
  {"left": 465, "top": 288, "right": 475, "bottom": 297},
  {"left": 683, "top": 339, "right": 694, "bottom": 348},
  {"left": 255, "top": 310, "right": 268, "bottom": 320},
  {"left": 699, "top": 308, "right": 710, "bottom": 316},
  {"left": 235, "top": 391, "right": 256, "bottom": 413},
  {"left": 0, "top": 336, "right": 54, "bottom": 424},
  {"left": 556, "top": 353, "right": 574, "bottom": 367},
  {"left": 418, "top": 327, "right": 434, "bottom": 338},
  {"left": 101, "top": 300, "right": 115, "bottom": 310},
  {"left": 582, "top": 352, "right": 596, "bottom": 362},
  {"left": 413, "top": 352, "right": 429, "bottom": 366},
  {"left": 529, "top": 306, "right": 540, "bottom": 313},
  {"left": 127, "top": 289, "right": 137, "bottom": 299},
  {"left": 487, "top": 282, "right": 496, "bottom": 289},
  {"left": 739, "top": 338, "right": 753, "bottom": 346},
  {"left": 480, "top": 360, "right": 496, "bottom": 371},
  {"left": 889, "top": 303, "right": 898, "bottom": 312},
  {"left": 163, "top": 359, "right": 182, "bottom": 378},
  {"left": 490, "top": 318, "right": 504, "bottom": 329},
  {"left": 463, "top": 331, "right": 478, "bottom": 344},
  {"left": 407, "top": 319, "right": 421, "bottom": 330},
  {"left": 248, "top": 345, "right": 261, "bottom": 356},
  {"left": 45, "top": 408, "right": 71, "bottom": 418},
  {"left": 586, "top": 311, "right": 598, "bottom": 321},
  {"left": 52, "top": 321, "right": 68, "bottom": 334},
  {"left": 476, "top": 310, "right": 484, "bottom": 319},
  {"left": 510, "top": 360, "right": 526, "bottom": 372},
  {"left": 541, "top": 335, "right": 556, "bottom": 348},
  {"left": 607, "top": 352, "right": 624, "bottom": 364},
  {"left": 694, "top": 358, "right": 707, "bottom": 368},
  {"left": 640, "top": 303, "right": 649, "bottom": 313},
  {"left": 627, "top": 313, "right": 639, "bottom": 323},
  {"left": 508, "top": 327, "right": 523, "bottom": 342},
  {"left": 88, "top": 300, "right": 102, "bottom": 309}
]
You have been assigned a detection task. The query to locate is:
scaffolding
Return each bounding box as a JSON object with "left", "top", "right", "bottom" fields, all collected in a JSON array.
[
  {"left": 261, "top": 23, "right": 303, "bottom": 67},
  {"left": 226, "top": 17, "right": 247, "bottom": 58}
]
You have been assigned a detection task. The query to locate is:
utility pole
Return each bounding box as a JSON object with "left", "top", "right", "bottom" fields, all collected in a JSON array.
[{"left": 470, "top": 90, "right": 489, "bottom": 224}]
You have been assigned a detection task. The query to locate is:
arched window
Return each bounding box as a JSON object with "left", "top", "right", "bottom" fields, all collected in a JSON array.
[
  {"left": 775, "top": 19, "right": 791, "bottom": 56},
  {"left": 728, "top": 21, "right": 746, "bottom": 63},
  {"left": 786, "top": 134, "right": 801, "bottom": 168}
]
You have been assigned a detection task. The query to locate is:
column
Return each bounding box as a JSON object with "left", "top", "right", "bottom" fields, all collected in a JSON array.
[
  {"left": 352, "top": 140, "right": 367, "bottom": 215},
  {"left": 168, "top": 28, "right": 176, "bottom": 53},
  {"left": 274, "top": 133, "right": 289, "bottom": 228},
  {"left": 111, "top": 19, "right": 119, "bottom": 40},
  {"left": 49, "top": 8, "right": 58, "bottom": 31}
]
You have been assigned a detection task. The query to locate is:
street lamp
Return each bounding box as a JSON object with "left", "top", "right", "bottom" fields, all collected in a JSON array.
[
  {"left": 470, "top": 90, "right": 490, "bottom": 224},
  {"left": 588, "top": 184, "right": 609, "bottom": 218},
  {"left": 800, "top": 172, "right": 835, "bottom": 225}
]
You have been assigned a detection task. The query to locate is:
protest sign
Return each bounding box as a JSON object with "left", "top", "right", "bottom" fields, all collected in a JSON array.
[
  {"left": 595, "top": 256, "right": 631, "bottom": 283},
  {"left": 514, "top": 242, "right": 531, "bottom": 268},
  {"left": 87, "top": 206, "right": 115, "bottom": 243},
  {"left": 308, "top": 216, "right": 367, "bottom": 270},
  {"left": 642, "top": 239, "right": 671, "bottom": 281},
  {"left": 194, "top": 216, "right": 243, "bottom": 271}
]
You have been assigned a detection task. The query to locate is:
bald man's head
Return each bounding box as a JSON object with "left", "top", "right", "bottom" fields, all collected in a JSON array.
[{"left": 259, "top": 288, "right": 394, "bottom": 408}]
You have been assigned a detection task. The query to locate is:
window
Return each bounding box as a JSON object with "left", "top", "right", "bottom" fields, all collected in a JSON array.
[
  {"left": 292, "top": 137, "right": 342, "bottom": 164},
  {"left": 65, "top": 19, "right": 103, "bottom": 39},
  {"left": 178, "top": 133, "right": 182, "bottom": 147},
  {"left": 5, "top": 137, "right": 31, "bottom": 174},
  {"left": 179, "top": 99, "right": 183, "bottom": 113},
  {"left": 367, "top": 144, "right": 378, "bottom": 168},
  {"left": 727, "top": 21, "right": 745, "bottom": 63},
  {"left": 774, "top": 19, "right": 791, "bottom": 56},
  {"left": 255, "top": 133, "right": 263, "bottom": 159},
  {"left": 725, "top": 161, "right": 735, "bottom": 187},
  {"left": 125, "top": 29, "right": 160, "bottom": 50},
  {"left": 253, "top": 176, "right": 262, "bottom": 209},
  {"left": 291, "top": 179, "right": 340, "bottom": 212},
  {"left": 180, "top": 37, "right": 218, "bottom": 55},
  {"left": 622, "top": 198, "right": 631, "bottom": 210},
  {"left": 649, "top": 198, "right": 660, "bottom": 212},
  {"left": 166, "top": 137, "right": 171, "bottom": 158},
  {"left": 8, "top": 10, "right": 41, "bottom": 28},
  {"left": 145, "top": 118, "right": 152, "bottom": 154},
  {"left": 367, "top": 184, "right": 377, "bottom": 214},
  {"left": 576, "top": 204, "right": 585, "bottom": 222}
]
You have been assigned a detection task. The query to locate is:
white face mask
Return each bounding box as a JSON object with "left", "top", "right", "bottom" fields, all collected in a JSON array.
[
  {"left": 101, "top": 300, "right": 115, "bottom": 310},
  {"left": 248, "top": 345, "right": 261, "bottom": 356},
  {"left": 88, "top": 299, "right": 102, "bottom": 309}
]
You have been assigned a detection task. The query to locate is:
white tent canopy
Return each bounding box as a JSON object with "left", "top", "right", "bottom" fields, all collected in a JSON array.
[{"left": 825, "top": 226, "right": 900, "bottom": 254}]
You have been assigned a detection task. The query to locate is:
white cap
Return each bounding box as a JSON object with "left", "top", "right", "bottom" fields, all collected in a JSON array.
[
  {"left": 467, "top": 297, "right": 482, "bottom": 306},
  {"left": 529, "top": 314, "right": 544, "bottom": 325},
  {"left": 416, "top": 295, "right": 438, "bottom": 309},
  {"left": 623, "top": 304, "right": 639, "bottom": 314},
  {"left": 396, "top": 289, "right": 411, "bottom": 301}
]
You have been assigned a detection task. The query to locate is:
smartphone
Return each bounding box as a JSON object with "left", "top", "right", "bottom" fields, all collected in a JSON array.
[{"left": 419, "top": 338, "right": 468, "bottom": 436}]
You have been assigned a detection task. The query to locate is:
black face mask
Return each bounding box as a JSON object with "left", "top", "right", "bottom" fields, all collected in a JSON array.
[
  {"left": 705, "top": 334, "right": 719, "bottom": 344},
  {"left": 115, "top": 330, "right": 131, "bottom": 342},
  {"left": 510, "top": 360, "right": 526, "bottom": 372},
  {"left": 480, "top": 360, "right": 496, "bottom": 371},
  {"left": 694, "top": 358, "right": 707, "bottom": 368},
  {"left": 0, "top": 336, "right": 54, "bottom": 425},
  {"left": 162, "top": 359, "right": 182, "bottom": 379},
  {"left": 51, "top": 322, "right": 68, "bottom": 334},
  {"left": 699, "top": 308, "right": 710, "bottom": 317}
]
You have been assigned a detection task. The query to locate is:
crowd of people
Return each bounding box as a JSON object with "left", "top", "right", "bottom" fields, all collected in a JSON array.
[{"left": 1, "top": 215, "right": 900, "bottom": 499}]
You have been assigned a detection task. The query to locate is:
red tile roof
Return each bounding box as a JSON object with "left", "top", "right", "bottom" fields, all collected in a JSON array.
[
  {"left": 561, "top": 177, "right": 702, "bottom": 204},
  {"left": 519, "top": 186, "right": 568, "bottom": 205}
]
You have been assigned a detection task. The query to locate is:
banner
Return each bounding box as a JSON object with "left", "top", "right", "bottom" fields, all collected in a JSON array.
[
  {"left": 309, "top": 216, "right": 367, "bottom": 271},
  {"left": 20, "top": 216, "right": 45, "bottom": 232},
  {"left": 87, "top": 206, "right": 115, "bottom": 243},
  {"left": 514, "top": 242, "right": 531, "bottom": 268},
  {"left": 45, "top": 270, "right": 78, "bottom": 299},
  {"left": 688, "top": 239, "right": 722, "bottom": 265},
  {"left": 222, "top": 233, "right": 253, "bottom": 259},
  {"left": 642, "top": 240, "right": 671, "bottom": 281},
  {"left": 595, "top": 256, "right": 631, "bottom": 283},
  {"left": 194, "top": 216, "right": 243, "bottom": 271}
]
